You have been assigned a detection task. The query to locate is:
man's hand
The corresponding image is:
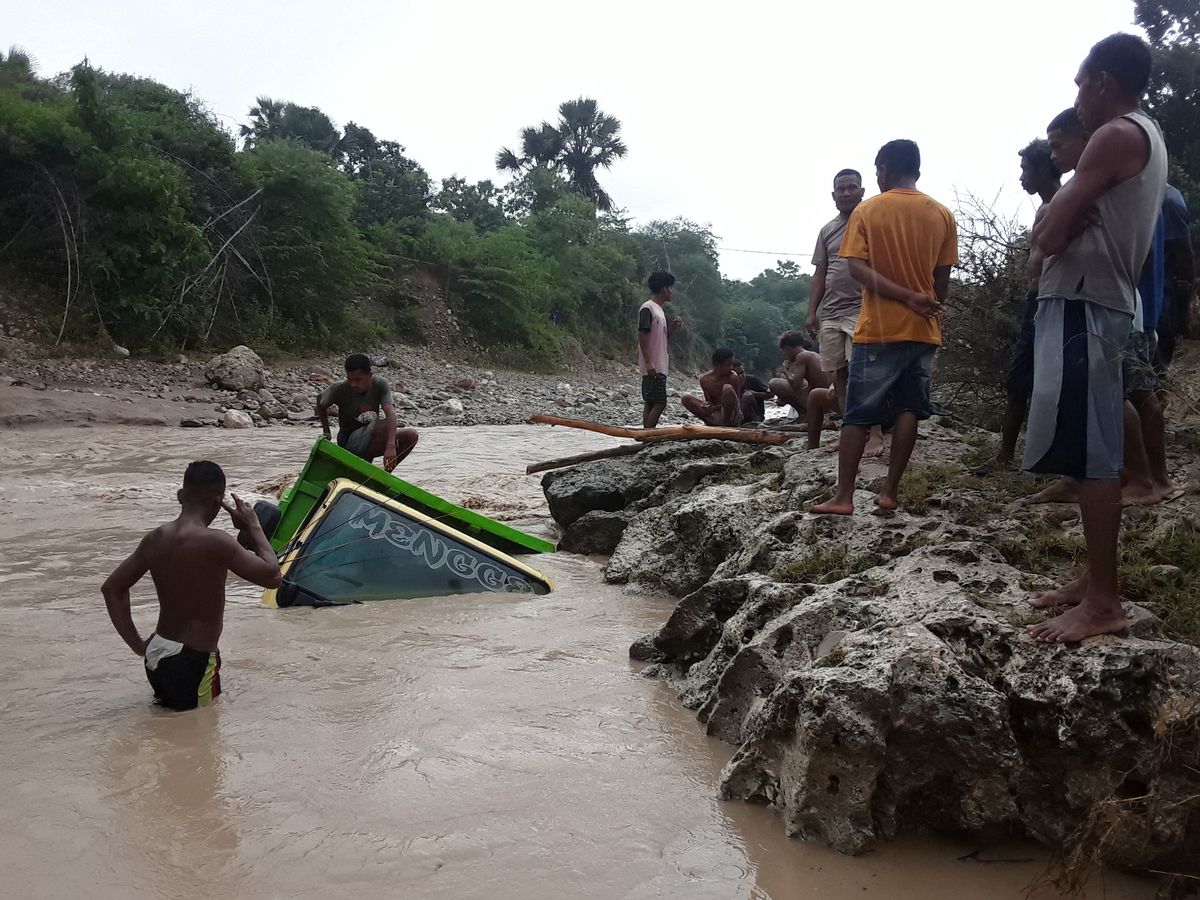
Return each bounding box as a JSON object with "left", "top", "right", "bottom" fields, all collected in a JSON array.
[
  {"left": 222, "top": 493, "right": 262, "bottom": 533},
  {"left": 669, "top": 317, "right": 684, "bottom": 333},
  {"left": 384, "top": 444, "right": 399, "bottom": 472},
  {"left": 322, "top": 427, "right": 332, "bottom": 441},
  {"left": 647, "top": 367, "right": 658, "bottom": 378},
  {"left": 805, "top": 312, "right": 818, "bottom": 336},
  {"left": 906, "top": 293, "right": 943, "bottom": 319}
]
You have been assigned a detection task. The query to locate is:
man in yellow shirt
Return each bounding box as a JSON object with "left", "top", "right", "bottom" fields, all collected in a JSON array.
[{"left": 812, "top": 140, "right": 958, "bottom": 515}]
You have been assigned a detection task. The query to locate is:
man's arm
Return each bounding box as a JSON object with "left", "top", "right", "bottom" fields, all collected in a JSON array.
[
  {"left": 933, "top": 266, "right": 951, "bottom": 303},
  {"left": 846, "top": 258, "right": 941, "bottom": 317},
  {"left": 381, "top": 402, "right": 399, "bottom": 470},
  {"left": 222, "top": 494, "right": 283, "bottom": 588},
  {"left": 806, "top": 266, "right": 827, "bottom": 334},
  {"left": 102, "top": 536, "right": 153, "bottom": 656},
  {"left": 315, "top": 388, "right": 334, "bottom": 441},
  {"left": 1033, "top": 121, "right": 1140, "bottom": 257}
]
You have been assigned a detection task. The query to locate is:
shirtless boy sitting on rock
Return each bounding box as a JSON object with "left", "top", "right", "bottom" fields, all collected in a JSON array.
[
  {"left": 103, "top": 461, "right": 282, "bottom": 711},
  {"left": 682, "top": 347, "right": 756, "bottom": 426},
  {"left": 768, "top": 331, "right": 831, "bottom": 416}
]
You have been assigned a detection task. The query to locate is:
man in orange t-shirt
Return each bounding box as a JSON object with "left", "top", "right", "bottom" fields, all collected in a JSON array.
[{"left": 812, "top": 139, "right": 958, "bottom": 515}]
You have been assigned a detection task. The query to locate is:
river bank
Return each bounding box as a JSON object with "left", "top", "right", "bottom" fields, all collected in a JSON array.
[
  {"left": 0, "top": 334, "right": 705, "bottom": 430},
  {"left": 0, "top": 423, "right": 1155, "bottom": 899},
  {"left": 540, "top": 417, "right": 1200, "bottom": 890}
]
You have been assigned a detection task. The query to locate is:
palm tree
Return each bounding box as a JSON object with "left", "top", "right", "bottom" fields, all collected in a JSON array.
[
  {"left": 239, "top": 96, "right": 285, "bottom": 148},
  {"left": 495, "top": 98, "right": 627, "bottom": 211},
  {"left": 240, "top": 98, "right": 340, "bottom": 154},
  {"left": 0, "top": 45, "right": 37, "bottom": 87}
]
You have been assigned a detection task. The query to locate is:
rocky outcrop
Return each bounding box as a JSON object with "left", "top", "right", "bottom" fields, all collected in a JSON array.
[
  {"left": 205, "top": 345, "right": 265, "bottom": 392},
  {"left": 543, "top": 421, "right": 1200, "bottom": 875}
]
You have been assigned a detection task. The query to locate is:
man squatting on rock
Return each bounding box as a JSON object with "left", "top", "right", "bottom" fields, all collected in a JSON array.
[
  {"left": 103, "top": 462, "right": 282, "bottom": 711},
  {"left": 812, "top": 139, "right": 959, "bottom": 515},
  {"left": 637, "top": 271, "right": 685, "bottom": 428},
  {"left": 1023, "top": 33, "right": 1167, "bottom": 643},
  {"left": 804, "top": 168, "right": 886, "bottom": 456},
  {"left": 768, "top": 331, "right": 830, "bottom": 419},
  {"left": 682, "top": 347, "right": 759, "bottom": 426},
  {"left": 316, "top": 353, "right": 418, "bottom": 471}
]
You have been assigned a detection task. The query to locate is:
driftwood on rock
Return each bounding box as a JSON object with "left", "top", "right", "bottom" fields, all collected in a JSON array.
[
  {"left": 525, "top": 442, "right": 645, "bottom": 475},
  {"left": 528, "top": 413, "right": 795, "bottom": 445}
]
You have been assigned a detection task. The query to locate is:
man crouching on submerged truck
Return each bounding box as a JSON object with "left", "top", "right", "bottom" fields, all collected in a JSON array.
[
  {"left": 102, "top": 462, "right": 282, "bottom": 711},
  {"left": 317, "top": 353, "right": 418, "bottom": 472}
]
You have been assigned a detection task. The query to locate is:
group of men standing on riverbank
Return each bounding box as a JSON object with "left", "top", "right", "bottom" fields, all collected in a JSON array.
[{"left": 643, "top": 32, "right": 1193, "bottom": 644}]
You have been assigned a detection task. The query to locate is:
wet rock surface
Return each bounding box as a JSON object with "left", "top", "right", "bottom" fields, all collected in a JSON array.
[{"left": 544, "top": 420, "right": 1200, "bottom": 875}]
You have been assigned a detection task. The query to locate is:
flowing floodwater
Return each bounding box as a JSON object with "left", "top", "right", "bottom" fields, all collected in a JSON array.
[{"left": 0, "top": 424, "right": 1151, "bottom": 899}]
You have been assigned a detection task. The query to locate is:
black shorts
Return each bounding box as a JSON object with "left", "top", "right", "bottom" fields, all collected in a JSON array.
[
  {"left": 145, "top": 646, "right": 222, "bottom": 711},
  {"left": 641, "top": 374, "right": 667, "bottom": 405},
  {"left": 1004, "top": 292, "right": 1038, "bottom": 398}
]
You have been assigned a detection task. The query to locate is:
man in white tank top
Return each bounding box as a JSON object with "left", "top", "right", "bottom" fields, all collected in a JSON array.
[
  {"left": 637, "top": 271, "right": 684, "bottom": 427},
  {"left": 1024, "top": 33, "right": 1168, "bottom": 643}
]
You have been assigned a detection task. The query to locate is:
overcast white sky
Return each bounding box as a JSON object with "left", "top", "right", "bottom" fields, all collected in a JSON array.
[{"left": 8, "top": 0, "right": 1141, "bottom": 281}]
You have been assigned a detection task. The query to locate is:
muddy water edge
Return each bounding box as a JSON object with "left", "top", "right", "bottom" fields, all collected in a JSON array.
[{"left": 0, "top": 424, "right": 1153, "bottom": 899}]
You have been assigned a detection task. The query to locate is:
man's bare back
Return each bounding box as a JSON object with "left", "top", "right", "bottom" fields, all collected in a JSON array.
[{"left": 103, "top": 462, "right": 281, "bottom": 710}]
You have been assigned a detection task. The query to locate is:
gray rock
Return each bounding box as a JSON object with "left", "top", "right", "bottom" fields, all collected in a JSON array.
[
  {"left": 436, "top": 397, "right": 465, "bottom": 416},
  {"left": 222, "top": 409, "right": 254, "bottom": 429},
  {"left": 393, "top": 393, "right": 418, "bottom": 410},
  {"left": 205, "top": 345, "right": 265, "bottom": 392},
  {"left": 559, "top": 510, "right": 629, "bottom": 555}
]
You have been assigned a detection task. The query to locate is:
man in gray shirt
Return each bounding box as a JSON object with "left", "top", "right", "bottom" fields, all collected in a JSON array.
[
  {"left": 316, "top": 353, "right": 418, "bottom": 471},
  {"left": 805, "top": 169, "right": 884, "bottom": 456},
  {"left": 1025, "top": 33, "right": 1167, "bottom": 643}
]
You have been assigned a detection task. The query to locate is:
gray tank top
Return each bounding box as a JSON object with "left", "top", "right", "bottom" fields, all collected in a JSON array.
[{"left": 1039, "top": 109, "right": 1167, "bottom": 314}]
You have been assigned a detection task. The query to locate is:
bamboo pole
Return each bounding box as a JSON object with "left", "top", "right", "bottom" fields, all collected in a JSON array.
[{"left": 528, "top": 414, "right": 795, "bottom": 445}]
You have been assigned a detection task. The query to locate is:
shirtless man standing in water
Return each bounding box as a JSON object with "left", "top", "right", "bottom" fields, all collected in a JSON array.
[{"left": 103, "top": 461, "right": 282, "bottom": 710}]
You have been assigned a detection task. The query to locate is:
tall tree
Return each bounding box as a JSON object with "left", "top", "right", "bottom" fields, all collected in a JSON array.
[
  {"left": 496, "top": 98, "right": 627, "bottom": 211},
  {"left": 1136, "top": 0, "right": 1200, "bottom": 235},
  {"left": 239, "top": 97, "right": 340, "bottom": 154}
]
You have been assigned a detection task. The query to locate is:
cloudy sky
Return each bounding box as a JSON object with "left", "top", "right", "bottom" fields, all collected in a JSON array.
[{"left": 8, "top": 0, "right": 1141, "bottom": 280}]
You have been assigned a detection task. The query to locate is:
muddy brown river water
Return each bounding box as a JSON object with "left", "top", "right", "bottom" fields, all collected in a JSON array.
[{"left": 0, "top": 424, "right": 1152, "bottom": 899}]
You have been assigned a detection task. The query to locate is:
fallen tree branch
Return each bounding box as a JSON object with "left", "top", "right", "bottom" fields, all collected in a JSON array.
[
  {"left": 528, "top": 414, "right": 795, "bottom": 445},
  {"left": 525, "top": 442, "right": 646, "bottom": 475}
]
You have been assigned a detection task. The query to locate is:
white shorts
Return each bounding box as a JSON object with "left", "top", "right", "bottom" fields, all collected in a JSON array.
[{"left": 818, "top": 315, "right": 858, "bottom": 373}]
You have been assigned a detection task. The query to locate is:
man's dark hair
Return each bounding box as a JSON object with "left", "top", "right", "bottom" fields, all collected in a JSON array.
[
  {"left": 1047, "top": 107, "right": 1085, "bottom": 136},
  {"left": 647, "top": 271, "right": 676, "bottom": 294},
  {"left": 778, "top": 330, "right": 810, "bottom": 349},
  {"left": 344, "top": 353, "right": 371, "bottom": 374},
  {"left": 834, "top": 168, "right": 862, "bottom": 186},
  {"left": 1018, "top": 138, "right": 1061, "bottom": 182},
  {"left": 1082, "top": 33, "right": 1152, "bottom": 98},
  {"left": 875, "top": 140, "right": 921, "bottom": 180},
  {"left": 712, "top": 347, "right": 734, "bottom": 365},
  {"left": 183, "top": 460, "right": 226, "bottom": 494}
]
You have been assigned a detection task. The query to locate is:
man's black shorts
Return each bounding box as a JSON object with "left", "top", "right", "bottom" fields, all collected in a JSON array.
[
  {"left": 641, "top": 373, "right": 667, "bottom": 405},
  {"left": 1005, "top": 291, "right": 1038, "bottom": 398}
]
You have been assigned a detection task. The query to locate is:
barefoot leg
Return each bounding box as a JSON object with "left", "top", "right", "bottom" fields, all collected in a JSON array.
[
  {"left": 1120, "top": 399, "right": 1159, "bottom": 506},
  {"left": 875, "top": 412, "right": 917, "bottom": 510},
  {"left": 1021, "top": 477, "right": 1080, "bottom": 505},
  {"left": 811, "top": 425, "right": 870, "bottom": 516},
  {"left": 1027, "top": 573, "right": 1088, "bottom": 608},
  {"left": 863, "top": 426, "right": 885, "bottom": 458},
  {"left": 1028, "top": 478, "right": 1127, "bottom": 642}
]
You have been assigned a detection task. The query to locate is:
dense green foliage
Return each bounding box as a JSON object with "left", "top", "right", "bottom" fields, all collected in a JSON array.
[
  {"left": 0, "top": 53, "right": 805, "bottom": 369},
  {"left": 1137, "top": 0, "right": 1200, "bottom": 238}
]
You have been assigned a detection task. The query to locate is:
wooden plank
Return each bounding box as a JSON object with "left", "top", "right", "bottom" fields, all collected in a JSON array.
[{"left": 528, "top": 414, "right": 795, "bottom": 445}]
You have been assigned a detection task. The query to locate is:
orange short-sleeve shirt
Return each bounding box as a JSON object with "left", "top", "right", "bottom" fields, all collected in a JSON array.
[{"left": 837, "top": 188, "right": 958, "bottom": 346}]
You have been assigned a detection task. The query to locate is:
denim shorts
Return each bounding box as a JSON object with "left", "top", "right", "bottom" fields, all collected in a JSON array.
[{"left": 842, "top": 341, "right": 937, "bottom": 427}]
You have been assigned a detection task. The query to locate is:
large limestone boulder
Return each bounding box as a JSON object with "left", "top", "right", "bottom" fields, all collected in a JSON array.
[
  {"left": 544, "top": 429, "right": 1200, "bottom": 875},
  {"left": 205, "top": 345, "right": 265, "bottom": 392}
]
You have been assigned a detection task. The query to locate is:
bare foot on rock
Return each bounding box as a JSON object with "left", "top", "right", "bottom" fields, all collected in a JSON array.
[
  {"left": 874, "top": 494, "right": 898, "bottom": 511},
  {"left": 1020, "top": 478, "right": 1079, "bottom": 505},
  {"left": 864, "top": 431, "right": 886, "bottom": 459},
  {"left": 824, "top": 439, "right": 841, "bottom": 454},
  {"left": 1027, "top": 601, "right": 1128, "bottom": 643},
  {"left": 811, "top": 498, "right": 854, "bottom": 516},
  {"left": 1121, "top": 482, "right": 1163, "bottom": 507},
  {"left": 1027, "top": 574, "right": 1087, "bottom": 609}
]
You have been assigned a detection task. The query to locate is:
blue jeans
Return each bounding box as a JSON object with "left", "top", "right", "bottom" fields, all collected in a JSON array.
[{"left": 842, "top": 341, "right": 937, "bottom": 428}]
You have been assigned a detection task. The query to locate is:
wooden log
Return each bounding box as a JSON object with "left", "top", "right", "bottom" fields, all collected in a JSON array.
[
  {"left": 528, "top": 413, "right": 795, "bottom": 445},
  {"left": 525, "top": 442, "right": 646, "bottom": 475}
]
